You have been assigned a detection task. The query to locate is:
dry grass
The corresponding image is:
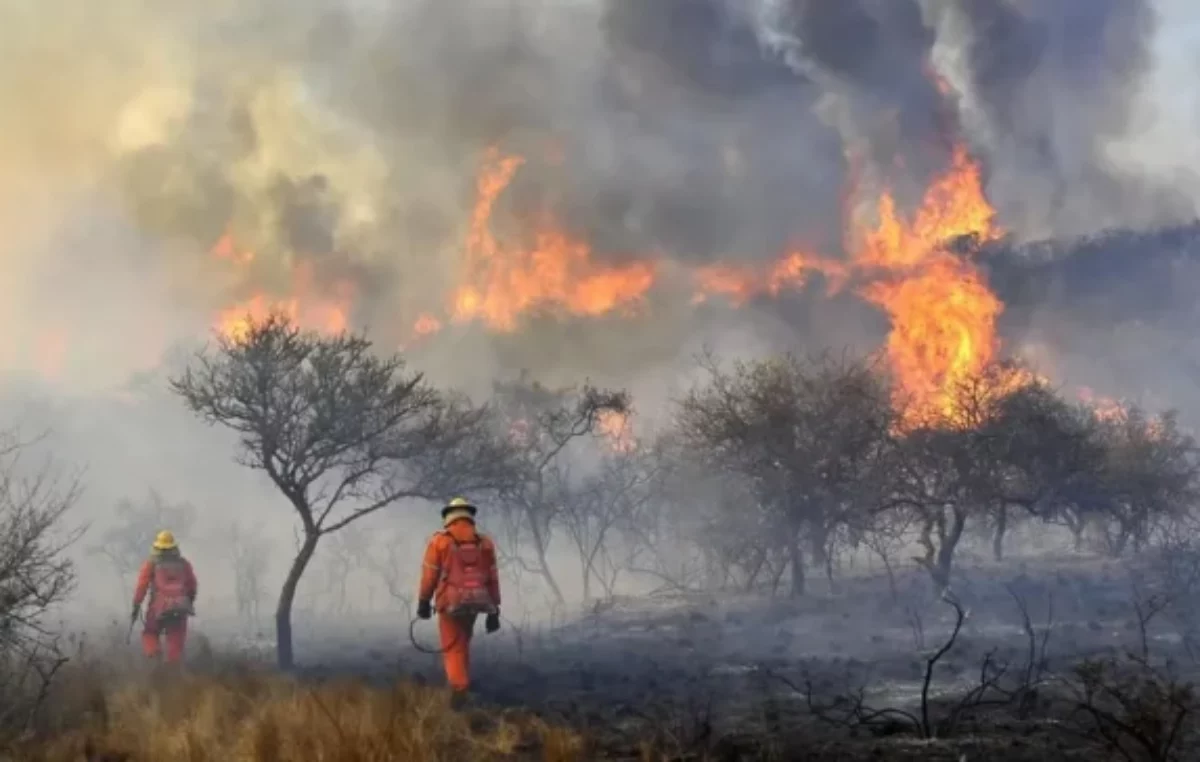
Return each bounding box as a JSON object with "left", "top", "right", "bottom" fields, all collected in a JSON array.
[{"left": 4, "top": 662, "right": 590, "bottom": 762}]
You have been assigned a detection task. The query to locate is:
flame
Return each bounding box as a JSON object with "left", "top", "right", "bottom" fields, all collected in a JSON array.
[
  {"left": 687, "top": 142, "right": 1007, "bottom": 428},
  {"left": 449, "top": 148, "right": 657, "bottom": 332},
  {"left": 201, "top": 137, "right": 1016, "bottom": 435},
  {"left": 211, "top": 232, "right": 255, "bottom": 265},
  {"left": 692, "top": 251, "right": 847, "bottom": 305},
  {"left": 452, "top": 227, "right": 657, "bottom": 331},
  {"left": 851, "top": 144, "right": 1009, "bottom": 426},
  {"left": 1084, "top": 384, "right": 1137, "bottom": 427},
  {"left": 1078, "top": 386, "right": 1127, "bottom": 422},
  {"left": 1078, "top": 387, "right": 1167, "bottom": 441},
  {"left": 597, "top": 410, "right": 636, "bottom": 453},
  {"left": 412, "top": 313, "right": 442, "bottom": 337},
  {"left": 213, "top": 253, "right": 354, "bottom": 343}
]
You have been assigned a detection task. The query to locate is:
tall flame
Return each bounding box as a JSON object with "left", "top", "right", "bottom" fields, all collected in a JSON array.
[
  {"left": 851, "top": 144, "right": 1008, "bottom": 425},
  {"left": 449, "top": 148, "right": 657, "bottom": 332}
]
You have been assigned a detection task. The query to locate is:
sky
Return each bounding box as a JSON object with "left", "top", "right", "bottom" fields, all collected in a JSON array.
[{"left": 1123, "top": 0, "right": 1200, "bottom": 177}]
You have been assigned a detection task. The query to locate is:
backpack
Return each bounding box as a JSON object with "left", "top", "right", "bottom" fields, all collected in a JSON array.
[
  {"left": 438, "top": 534, "right": 497, "bottom": 616},
  {"left": 150, "top": 556, "right": 193, "bottom": 622}
]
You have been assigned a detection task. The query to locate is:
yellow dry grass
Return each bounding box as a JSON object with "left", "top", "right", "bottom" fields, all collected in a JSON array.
[{"left": 7, "top": 664, "right": 589, "bottom": 762}]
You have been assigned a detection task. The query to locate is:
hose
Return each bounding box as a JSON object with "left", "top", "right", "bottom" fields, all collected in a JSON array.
[
  {"left": 408, "top": 616, "right": 458, "bottom": 655},
  {"left": 408, "top": 611, "right": 506, "bottom": 655}
]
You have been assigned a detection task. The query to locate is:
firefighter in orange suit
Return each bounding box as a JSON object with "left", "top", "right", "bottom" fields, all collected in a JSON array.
[
  {"left": 417, "top": 498, "right": 501, "bottom": 693},
  {"left": 132, "top": 530, "right": 198, "bottom": 664}
]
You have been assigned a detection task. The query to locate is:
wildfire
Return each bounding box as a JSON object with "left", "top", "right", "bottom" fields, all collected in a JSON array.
[
  {"left": 448, "top": 148, "right": 657, "bottom": 332},
  {"left": 203, "top": 136, "right": 1018, "bottom": 434},
  {"left": 851, "top": 144, "right": 1008, "bottom": 425},
  {"left": 1078, "top": 386, "right": 1130, "bottom": 423},
  {"left": 597, "top": 410, "right": 636, "bottom": 453},
  {"left": 213, "top": 255, "right": 354, "bottom": 343},
  {"left": 211, "top": 232, "right": 255, "bottom": 266},
  {"left": 691, "top": 251, "right": 847, "bottom": 306},
  {"left": 412, "top": 313, "right": 442, "bottom": 337}
]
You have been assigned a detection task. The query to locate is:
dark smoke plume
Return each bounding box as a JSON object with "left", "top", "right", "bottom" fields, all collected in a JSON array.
[{"left": 0, "top": 0, "right": 1195, "bottom": 390}]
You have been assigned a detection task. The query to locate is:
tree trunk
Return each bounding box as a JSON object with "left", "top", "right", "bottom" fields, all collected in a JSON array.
[
  {"left": 743, "top": 548, "right": 767, "bottom": 592},
  {"left": 875, "top": 546, "right": 898, "bottom": 601},
  {"left": 933, "top": 509, "right": 967, "bottom": 595},
  {"left": 788, "top": 535, "right": 806, "bottom": 598},
  {"left": 534, "top": 538, "right": 566, "bottom": 605},
  {"left": 580, "top": 557, "right": 592, "bottom": 603},
  {"left": 525, "top": 507, "right": 566, "bottom": 605},
  {"left": 810, "top": 525, "right": 829, "bottom": 581},
  {"left": 919, "top": 507, "right": 966, "bottom": 596},
  {"left": 992, "top": 507, "right": 1008, "bottom": 563},
  {"left": 1107, "top": 521, "right": 1130, "bottom": 558},
  {"left": 1070, "top": 518, "right": 1085, "bottom": 552},
  {"left": 768, "top": 555, "right": 787, "bottom": 595},
  {"left": 276, "top": 531, "right": 320, "bottom": 671}
]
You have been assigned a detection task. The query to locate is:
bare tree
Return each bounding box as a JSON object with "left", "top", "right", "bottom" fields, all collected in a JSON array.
[
  {"left": 623, "top": 435, "right": 767, "bottom": 594},
  {"left": 90, "top": 489, "right": 196, "bottom": 594},
  {"left": 0, "top": 430, "right": 80, "bottom": 655},
  {"left": 1089, "top": 408, "right": 1198, "bottom": 558},
  {"left": 313, "top": 523, "right": 370, "bottom": 616},
  {"left": 845, "top": 506, "right": 915, "bottom": 600},
  {"left": 0, "top": 429, "right": 79, "bottom": 738},
  {"left": 491, "top": 372, "right": 629, "bottom": 606},
  {"left": 674, "top": 351, "right": 894, "bottom": 596},
  {"left": 363, "top": 528, "right": 420, "bottom": 619},
  {"left": 222, "top": 521, "right": 270, "bottom": 633},
  {"left": 170, "top": 314, "right": 515, "bottom": 669},
  {"left": 559, "top": 449, "right": 656, "bottom": 602}
]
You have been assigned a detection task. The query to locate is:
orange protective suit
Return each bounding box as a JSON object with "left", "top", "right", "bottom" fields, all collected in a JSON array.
[
  {"left": 418, "top": 519, "right": 501, "bottom": 692},
  {"left": 133, "top": 550, "right": 198, "bottom": 663}
]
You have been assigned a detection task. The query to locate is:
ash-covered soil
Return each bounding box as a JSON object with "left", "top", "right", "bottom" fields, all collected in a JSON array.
[{"left": 270, "top": 553, "right": 1191, "bottom": 758}]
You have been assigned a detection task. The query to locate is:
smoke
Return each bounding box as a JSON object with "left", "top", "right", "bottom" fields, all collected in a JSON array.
[
  {"left": 922, "top": 0, "right": 1197, "bottom": 238},
  {"left": 2, "top": 0, "right": 1191, "bottom": 384}
]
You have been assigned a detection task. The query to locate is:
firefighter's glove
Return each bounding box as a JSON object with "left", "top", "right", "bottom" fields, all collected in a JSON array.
[
  {"left": 417, "top": 600, "right": 432, "bottom": 620},
  {"left": 130, "top": 603, "right": 141, "bottom": 623},
  {"left": 485, "top": 612, "right": 500, "bottom": 634}
]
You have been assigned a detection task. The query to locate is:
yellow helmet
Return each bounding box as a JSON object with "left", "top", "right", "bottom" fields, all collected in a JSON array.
[
  {"left": 152, "top": 530, "right": 178, "bottom": 551},
  {"left": 441, "top": 497, "right": 477, "bottom": 522}
]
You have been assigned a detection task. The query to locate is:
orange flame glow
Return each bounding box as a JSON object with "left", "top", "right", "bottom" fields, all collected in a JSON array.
[
  {"left": 449, "top": 148, "right": 657, "bottom": 332},
  {"left": 597, "top": 410, "right": 638, "bottom": 453},
  {"left": 851, "top": 144, "right": 1008, "bottom": 425},
  {"left": 412, "top": 313, "right": 443, "bottom": 337},
  {"left": 597, "top": 410, "right": 636, "bottom": 453},
  {"left": 213, "top": 258, "right": 354, "bottom": 343},
  {"left": 691, "top": 251, "right": 847, "bottom": 306},
  {"left": 204, "top": 138, "right": 1017, "bottom": 433},
  {"left": 1078, "top": 386, "right": 1130, "bottom": 423}
]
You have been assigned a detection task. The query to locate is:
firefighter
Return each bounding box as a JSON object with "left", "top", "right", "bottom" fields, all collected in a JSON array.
[
  {"left": 131, "top": 530, "right": 198, "bottom": 664},
  {"left": 417, "top": 497, "right": 501, "bottom": 694}
]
